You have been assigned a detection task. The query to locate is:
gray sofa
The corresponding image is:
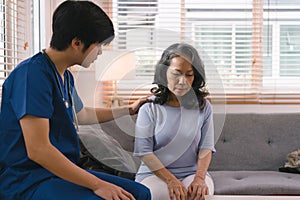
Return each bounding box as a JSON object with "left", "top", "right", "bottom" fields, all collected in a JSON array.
[
  {"left": 209, "top": 113, "right": 300, "bottom": 195},
  {"left": 89, "top": 113, "right": 300, "bottom": 195}
]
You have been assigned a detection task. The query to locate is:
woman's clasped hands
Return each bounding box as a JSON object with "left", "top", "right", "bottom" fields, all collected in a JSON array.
[{"left": 166, "top": 177, "right": 208, "bottom": 200}]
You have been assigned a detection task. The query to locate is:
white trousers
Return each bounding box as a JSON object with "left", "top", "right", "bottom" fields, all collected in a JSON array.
[{"left": 140, "top": 174, "right": 214, "bottom": 200}]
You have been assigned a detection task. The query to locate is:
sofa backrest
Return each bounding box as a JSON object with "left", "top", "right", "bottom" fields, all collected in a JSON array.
[
  {"left": 99, "top": 113, "right": 300, "bottom": 172},
  {"left": 209, "top": 113, "right": 300, "bottom": 171}
]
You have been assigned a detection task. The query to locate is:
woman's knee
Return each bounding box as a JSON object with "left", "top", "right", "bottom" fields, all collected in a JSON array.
[
  {"left": 140, "top": 176, "right": 170, "bottom": 200},
  {"left": 205, "top": 175, "right": 214, "bottom": 195},
  {"left": 182, "top": 174, "right": 214, "bottom": 195}
]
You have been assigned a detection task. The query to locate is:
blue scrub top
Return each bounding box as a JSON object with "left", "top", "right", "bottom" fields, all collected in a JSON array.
[{"left": 0, "top": 52, "right": 83, "bottom": 199}]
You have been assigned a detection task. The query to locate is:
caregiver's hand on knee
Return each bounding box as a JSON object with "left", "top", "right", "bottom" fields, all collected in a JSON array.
[{"left": 93, "top": 181, "right": 135, "bottom": 200}]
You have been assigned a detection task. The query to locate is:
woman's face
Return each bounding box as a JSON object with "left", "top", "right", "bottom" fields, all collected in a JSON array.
[{"left": 166, "top": 56, "right": 194, "bottom": 97}]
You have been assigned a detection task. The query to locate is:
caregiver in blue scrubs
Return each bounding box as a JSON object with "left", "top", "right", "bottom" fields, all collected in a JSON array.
[{"left": 0, "top": 1, "right": 151, "bottom": 200}]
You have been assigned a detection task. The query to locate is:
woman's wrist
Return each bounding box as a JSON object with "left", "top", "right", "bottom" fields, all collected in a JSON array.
[
  {"left": 153, "top": 168, "right": 177, "bottom": 184},
  {"left": 194, "top": 174, "right": 206, "bottom": 181}
]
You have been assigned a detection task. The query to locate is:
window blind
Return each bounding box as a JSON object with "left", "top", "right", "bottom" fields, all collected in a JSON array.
[
  {"left": 97, "top": 0, "right": 300, "bottom": 106},
  {"left": 0, "top": 0, "right": 30, "bottom": 102}
]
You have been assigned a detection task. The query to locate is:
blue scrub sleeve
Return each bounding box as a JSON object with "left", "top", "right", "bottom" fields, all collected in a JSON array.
[
  {"left": 72, "top": 87, "right": 83, "bottom": 113},
  {"left": 11, "top": 65, "right": 54, "bottom": 120},
  {"left": 68, "top": 71, "right": 83, "bottom": 113}
]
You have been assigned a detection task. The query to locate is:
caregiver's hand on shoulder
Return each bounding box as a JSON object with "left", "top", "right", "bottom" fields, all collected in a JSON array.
[{"left": 129, "top": 96, "right": 152, "bottom": 115}]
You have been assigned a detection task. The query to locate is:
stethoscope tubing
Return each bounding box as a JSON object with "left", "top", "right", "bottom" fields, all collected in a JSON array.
[{"left": 42, "top": 50, "right": 79, "bottom": 131}]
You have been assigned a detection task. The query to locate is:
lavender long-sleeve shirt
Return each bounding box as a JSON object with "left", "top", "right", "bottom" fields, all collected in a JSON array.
[{"left": 134, "top": 99, "right": 215, "bottom": 182}]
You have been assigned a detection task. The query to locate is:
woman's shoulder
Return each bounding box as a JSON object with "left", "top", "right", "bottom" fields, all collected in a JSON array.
[
  {"left": 204, "top": 98, "right": 212, "bottom": 107},
  {"left": 140, "top": 101, "right": 159, "bottom": 111},
  {"left": 139, "top": 100, "right": 167, "bottom": 117},
  {"left": 202, "top": 98, "right": 213, "bottom": 113}
]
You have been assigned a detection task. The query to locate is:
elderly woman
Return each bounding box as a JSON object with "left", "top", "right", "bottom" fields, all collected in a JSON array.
[{"left": 134, "top": 43, "right": 215, "bottom": 200}]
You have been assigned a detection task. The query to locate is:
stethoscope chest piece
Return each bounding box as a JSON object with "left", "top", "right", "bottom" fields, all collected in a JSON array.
[{"left": 64, "top": 99, "right": 69, "bottom": 109}]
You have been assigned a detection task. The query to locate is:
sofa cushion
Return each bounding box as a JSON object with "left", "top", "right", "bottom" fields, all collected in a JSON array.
[
  {"left": 210, "top": 171, "right": 300, "bottom": 195},
  {"left": 210, "top": 113, "right": 300, "bottom": 171},
  {"left": 78, "top": 124, "right": 139, "bottom": 174},
  {"left": 100, "top": 115, "right": 137, "bottom": 152}
]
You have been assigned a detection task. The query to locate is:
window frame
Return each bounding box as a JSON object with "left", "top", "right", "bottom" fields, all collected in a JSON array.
[
  {"left": 0, "top": 0, "right": 32, "bottom": 102},
  {"left": 21, "top": 0, "right": 300, "bottom": 107},
  {"left": 100, "top": 0, "right": 300, "bottom": 105}
]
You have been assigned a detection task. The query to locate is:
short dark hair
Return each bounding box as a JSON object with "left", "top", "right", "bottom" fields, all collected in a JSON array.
[
  {"left": 151, "top": 43, "right": 209, "bottom": 109},
  {"left": 50, "top": 0, "right": 114, "bottom": 51}
]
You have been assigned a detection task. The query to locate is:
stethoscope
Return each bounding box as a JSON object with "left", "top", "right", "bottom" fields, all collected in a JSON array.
[{"left": 42, "top": 49, "right": 79, "bottom": 132}]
